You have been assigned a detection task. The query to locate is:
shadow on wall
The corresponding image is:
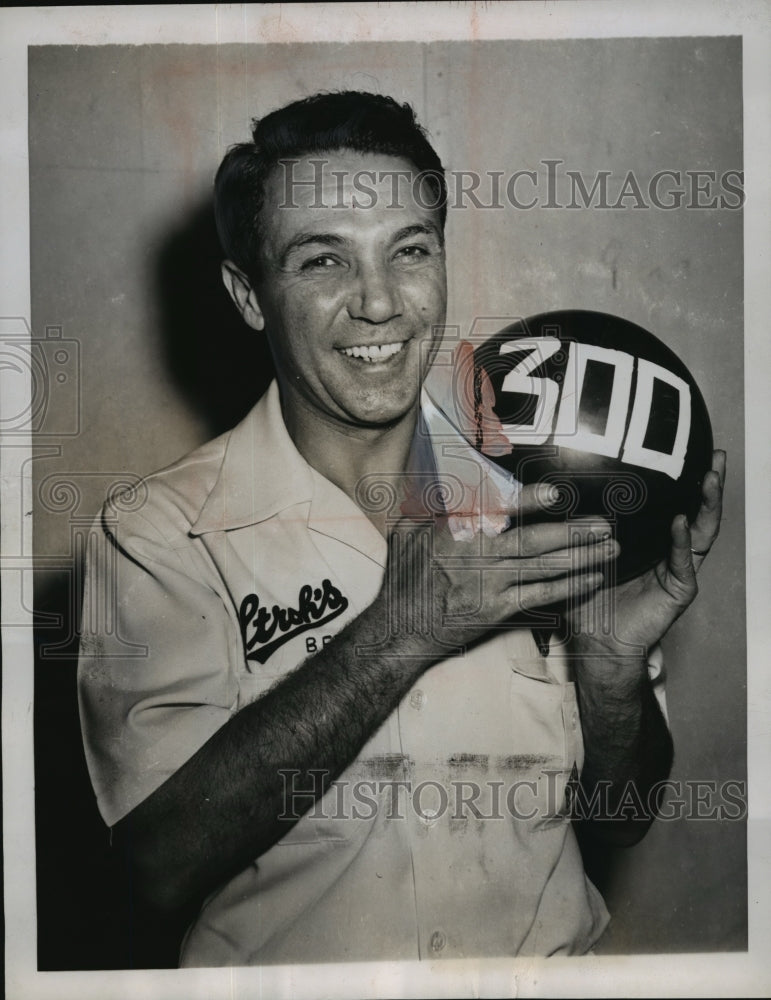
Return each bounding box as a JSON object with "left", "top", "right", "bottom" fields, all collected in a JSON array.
[
  {"left": 154, "top": 195, "right": 275, "bottom": 439},
  {"left": 34, "top": 572, "right": 192, "bottom": 970},
  {"left": 34, "top": 197, "right": 274, "bottom": 971}
]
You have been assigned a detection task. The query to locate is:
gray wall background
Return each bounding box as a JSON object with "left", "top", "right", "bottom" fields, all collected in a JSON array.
[{"left": 30, "top": 39, "right": 745, "bottom": 962}]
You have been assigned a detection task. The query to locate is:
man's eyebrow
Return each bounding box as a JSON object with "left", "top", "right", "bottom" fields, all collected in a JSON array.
[{"left": 391, "top": 223, "right": 444, "bottom": 245}]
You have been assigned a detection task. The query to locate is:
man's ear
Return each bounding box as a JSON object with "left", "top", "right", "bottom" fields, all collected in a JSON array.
[{"left": 221, "top": 260, "right": 265, "bottom": 332}]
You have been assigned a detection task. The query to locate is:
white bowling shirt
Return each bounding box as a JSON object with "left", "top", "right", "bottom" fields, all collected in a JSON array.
[{"left": 78, "top": 380, "right": 612, "bottom": 966}]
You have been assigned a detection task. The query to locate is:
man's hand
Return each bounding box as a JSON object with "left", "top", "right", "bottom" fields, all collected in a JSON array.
[
  {"left": 564, "top": 450, "right": 726, "bottom": 845},
  {"left": 375, "top": 482, "right": 620, "bottom": 663},
  {"left": 115, "top": 480, "right": 619, "bottom": 915},
  {"left": 566, "top": 449, "right": 726, "bottom": 654}
]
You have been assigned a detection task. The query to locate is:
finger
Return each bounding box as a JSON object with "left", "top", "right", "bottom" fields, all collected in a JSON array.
[
  {"left": 703, "top": 450, "right": 726, "bottom": 509},
  {"left": 515, "top": 570, "right": 606, "bottom": 611},
  {"left": 495, "top": 517, "right": 615, "bottom": 558},
  {"left": 479, "top": 537, "right": 620, "bottom": 582},
  {"left": 438, "top": 536, "right": 618, "bottom": 576},
  {"left": 689, "top": 452, "right": 725, "bottom": 555},
  {"left": 434, "top": 482, "right": 568, "bottom": 542},
  {"left": 668, "top": 513, "right": 699, "bottom": 584},
  {"left": 712, "top": 448, "right": 727, "bottom": 489},
  {"left": 510, "top": 482, "right": 562, "bottom": 519}
]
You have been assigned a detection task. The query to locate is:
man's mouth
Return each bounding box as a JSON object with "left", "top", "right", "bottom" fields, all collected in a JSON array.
[{"left": 337, "top": 341, "right": 406, "bottom": 363}]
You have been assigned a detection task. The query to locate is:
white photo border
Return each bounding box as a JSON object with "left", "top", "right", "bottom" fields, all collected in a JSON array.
[{"left": 2, "top": 3, "right": 769, "bottom": 998}]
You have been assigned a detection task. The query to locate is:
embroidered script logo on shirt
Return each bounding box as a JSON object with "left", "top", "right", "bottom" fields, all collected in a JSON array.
[{"left": 239, "top": 579, "right": 349, "bottom": 665}]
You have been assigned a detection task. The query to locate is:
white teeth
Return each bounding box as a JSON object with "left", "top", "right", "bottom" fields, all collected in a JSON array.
[{"left": 340, "top": 341, "right": 405, "bottom": 362}]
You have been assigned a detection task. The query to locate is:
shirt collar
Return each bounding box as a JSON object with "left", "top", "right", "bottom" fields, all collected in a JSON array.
[
  {"left": 420, "top": 390, "right": 519, "bottom": 498},
  {"left": 190, "top": 381, "right": 314, "bottom": 535},
  {"left": 190, "top": 379, "right": 517, "bottom": 538}
]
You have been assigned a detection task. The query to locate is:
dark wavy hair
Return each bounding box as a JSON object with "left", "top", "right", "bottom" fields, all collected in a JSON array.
[{"left": 214, "top": 91, "right": 447, "bottom": 282}]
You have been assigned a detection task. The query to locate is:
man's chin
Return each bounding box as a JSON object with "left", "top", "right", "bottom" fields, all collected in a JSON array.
[
  {"left": 341, "top": 402, "right": 418, "bottom": 431},
  {"left": 330, "top": 387, "right": 422, "bottom": 430},
  {"left": 282, "top": 377, "right": 422, "bottom": 435}
]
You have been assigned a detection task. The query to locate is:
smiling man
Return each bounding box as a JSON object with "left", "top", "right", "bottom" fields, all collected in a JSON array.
[
  {"left": 77, "top": 92, "right": 724, "bottom": 966},
  {"left": 219, "top": 147, "right": 449, "bottom": 526}
]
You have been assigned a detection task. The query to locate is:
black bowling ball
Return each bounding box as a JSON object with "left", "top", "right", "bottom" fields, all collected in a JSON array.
[{"left": 461, "top": 310, "right": 713, "bottom": 582}]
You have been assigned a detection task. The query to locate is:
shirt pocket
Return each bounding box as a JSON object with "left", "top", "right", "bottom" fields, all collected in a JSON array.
[{"left": 504, "top": 669, "right": 583, "bottom": 830}]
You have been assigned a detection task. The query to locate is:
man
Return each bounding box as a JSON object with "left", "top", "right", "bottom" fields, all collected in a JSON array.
[{"left": 78, "top": 92, "right": 725, "bottom": 965}]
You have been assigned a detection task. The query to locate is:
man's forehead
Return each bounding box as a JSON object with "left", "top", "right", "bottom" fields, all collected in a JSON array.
[{"left": 263, "top": 149, "right": 441, "bottom": 220}]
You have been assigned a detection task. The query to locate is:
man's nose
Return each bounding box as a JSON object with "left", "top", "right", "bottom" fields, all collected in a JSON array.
[{"left": 347, "top": 262, "right": 403, "bottom": 324}]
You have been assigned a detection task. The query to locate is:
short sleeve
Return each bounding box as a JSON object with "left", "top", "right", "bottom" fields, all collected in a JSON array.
[{"left": 77, "top": 505, "right": 240, "bottom": 827}]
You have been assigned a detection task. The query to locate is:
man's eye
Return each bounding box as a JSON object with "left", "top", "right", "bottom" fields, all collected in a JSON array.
[
  {"left": 394, "top": 245, "right": 430, "bottom": 262},
  {"left": 301, "top": 255, "right": 340, "bottom": 271}
]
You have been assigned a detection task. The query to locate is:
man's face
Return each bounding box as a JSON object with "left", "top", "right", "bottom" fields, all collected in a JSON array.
[{"left": 242, "top": 151, "right": 447, "bottom": 430}]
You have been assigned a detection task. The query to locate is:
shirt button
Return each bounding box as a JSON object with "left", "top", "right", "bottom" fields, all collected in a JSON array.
[
  {"left": 409, "top": 689, "right": 425, "bottom": 710},
  {"left": 430, "top": 930, "right": 446, "bottom": 953},
  {"left": 571, "top": 710, "right": 578, "bottom": 729}
]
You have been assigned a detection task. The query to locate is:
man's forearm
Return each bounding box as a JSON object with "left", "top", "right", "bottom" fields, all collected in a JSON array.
[
  {"left": 572, "top": 650, "right": 673, "bottom": 845},
  {"left": 114, "top": 598, "right": 431, "bottom": 914},
  {"left": 111, "top": 505, "right": 616, "bottom": 915}
]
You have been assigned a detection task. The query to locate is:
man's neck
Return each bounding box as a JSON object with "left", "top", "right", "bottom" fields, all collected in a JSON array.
[{"left": 279, "top": 386, "right": 420, "bottom": 535}]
